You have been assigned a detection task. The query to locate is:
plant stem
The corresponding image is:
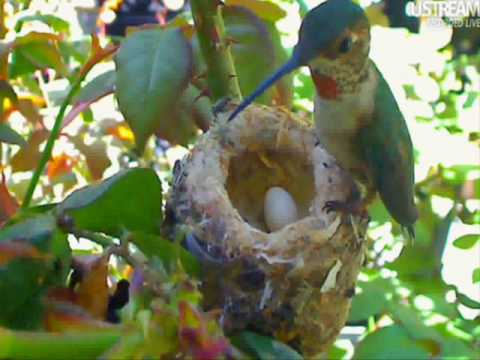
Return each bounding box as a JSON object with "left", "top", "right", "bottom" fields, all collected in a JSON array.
[
  {"left": 21, "top": 76, "right": 85, "bottom": 209},
  {"left": 0, "top": 327, "right": 122, "bottom": 359},
  {"left": 190, "top": 0, "right": 241, "bottom": 102}
]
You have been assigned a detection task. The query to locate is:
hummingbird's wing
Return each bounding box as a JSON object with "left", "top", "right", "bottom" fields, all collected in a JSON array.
[{"left": 358, "top": 64, "right": 418, "bottom": 237}]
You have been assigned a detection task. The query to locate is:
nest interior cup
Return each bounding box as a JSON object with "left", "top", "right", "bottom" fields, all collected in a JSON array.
[{"left": 167, "top": 105, "right": 368, "bottom": 356}]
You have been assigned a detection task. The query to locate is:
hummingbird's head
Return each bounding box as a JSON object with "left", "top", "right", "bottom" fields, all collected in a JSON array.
[
  {"left": 294, "top": 0, "right": 370, "bottom": 99},
  {"left": 228, "top": 0, "right": 370, "bottom": 121}
]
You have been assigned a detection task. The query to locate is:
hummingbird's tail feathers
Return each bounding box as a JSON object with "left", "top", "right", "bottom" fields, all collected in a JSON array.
[{"left": 228, "top": 56, "right": 300, "bottom": 122}]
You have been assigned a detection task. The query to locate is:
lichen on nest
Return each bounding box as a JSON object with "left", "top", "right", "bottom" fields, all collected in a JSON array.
[{"left": 166, "top": 105, "right": 368, "bottom": 356}]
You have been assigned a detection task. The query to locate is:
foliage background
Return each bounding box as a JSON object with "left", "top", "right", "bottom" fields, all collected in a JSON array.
[{"left": 0, "top": 0, "right": 478, "bottom": 358}]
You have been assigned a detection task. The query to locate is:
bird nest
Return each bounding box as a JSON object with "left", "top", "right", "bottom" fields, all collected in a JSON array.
[{"left": 166, "top": 105, "right": 368, "bottom": 356}]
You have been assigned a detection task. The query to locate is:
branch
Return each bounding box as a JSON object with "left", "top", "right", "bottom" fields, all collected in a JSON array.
[{"left": 190, "top": 0, "right": 241, "bottom": 102}]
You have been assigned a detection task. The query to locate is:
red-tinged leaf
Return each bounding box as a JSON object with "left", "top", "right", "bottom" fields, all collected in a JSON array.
[
  {"left": 72, "top": 137, "right": 111, "bottom": 180},
  {"left": 106, "top": 123, "right": 135, "bottom": 143},
  {"left": 168, "top": 17, "right": 196, "bottom": 39},
  {"left": 178, "top": 301, "right": 232, "bottom": 359},
  {"left": 62, "top": 102, "right": 94, "bottom": 129},
  {"left": 179, "top": 301, "right": 202, "bottom": 330},
  {"left": 15, "top": 98, "right": 44, "bottom": 124},
  {"left": 0, "top": 240, "right": 49, "bottom": 265},
  {"left": 76, "top": 255, "right": 110, "bottom": 319},
  {"left": 45, "top": 298, "right": 116, "bottom": 332},
  {"left": 75, "top": 70, "right": 116, "bottom": 105},
  {"left": 47, "top": 287, "right": 78, "bottom": 303},
  {"left": 47, "top": 154, "right": 76, "bottom": 180},
  {"left": 11, "top": 129, "right": 49, "bottom": 172},
  {"left": 63, "top": 71, "right": 116, "bottom": 129},
  {"left": 0, "top": 177, "right": 19, "bottom": 227},
  {"left": 79, "top": 34, "right": 118, "bottom": 79}
]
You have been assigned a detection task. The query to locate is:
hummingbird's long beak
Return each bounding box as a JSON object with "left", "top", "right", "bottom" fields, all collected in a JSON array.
[{"left": 228, "top": 55, "right": 301, "bottom": 121}]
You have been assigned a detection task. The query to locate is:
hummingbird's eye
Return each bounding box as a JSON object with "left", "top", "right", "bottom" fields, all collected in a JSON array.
[{"left": 338, "top": 37, "right": 353, "bottom": 53}]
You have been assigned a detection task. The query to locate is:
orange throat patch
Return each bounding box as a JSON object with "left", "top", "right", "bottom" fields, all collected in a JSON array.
[{"left": 311, "top": 72, "right": 339, "bottom": 100}]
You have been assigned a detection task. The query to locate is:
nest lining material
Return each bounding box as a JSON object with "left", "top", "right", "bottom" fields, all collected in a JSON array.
[
  {"left": 178, "top": 107, "right": 356, "bottom": 255},
  {"left": 168, "top": 105, "right": 368, "bottom": 355}
]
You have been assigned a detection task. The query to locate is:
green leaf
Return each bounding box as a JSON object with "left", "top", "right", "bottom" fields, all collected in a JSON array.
[
  {"left": 64, "top": 71, "right": 116, "bottom": 127},
  {"left": 0, "top": 214, "right": 68, "bottom": 258},
  {"left": 155, "top": 85, "right": 211, "bottom": 145},
  {"left": 15, "top": 40, "right": 67, "bottom": 76},
  {"left": 0, "top": 79, "right": 18, "bottom": 103},
  {"left": 456, "top": 291, "right": 480, "bottom": 309},
  {"left": 442, "top": 165, "right": 480, "bottom": 186},
  {"left": 387, "top": 245, "right": 437, "bottom": 276},
  {"left": 433, "top": 322, "right": 478, "bottom": 358},
  {"left": 327, "top": 342, "right": 348, "bottom": 360},
  {"left": 452, "top": 234, "right": 480, "bottom": 250},
  {"left": 192, "top": 6, "right": 290, "bottom": 107},
  {"left": 473, "top": 267, "right": 480, "bottom": 284},
  {"left": 0, "top": 124, "right": 26, "bottom": 146},
  {"left": 0, "top": 328, "right": 122, "bottom": 360},
  {"left": 0, "top": 259, "right": 47, "bottom": 329},
  {"left": 458, "top": 206, "right": 480, "bottom": 225},
  {"left": 388, "top": 304, "right": 442, "bottom": 343},
  {"left": 9, "top": 40, "right": 67, "bottom": 78},
  {"left": 403, "top": 84, "right": 421, "bottom": 100},
  {"left": 231, "top": 332, "right": 303, "bottom": 360},
  {"left": 130, "top": 231, "right": 200, "bottom": 276},
  {"left": 295, "top": 73, "right": 315, "bottom": 101},
  {"left": 0, "top": 214, "right": 70, "bottom": 329},
  {"left": 16, "top": 14, "right": 70, "bottom": 33},
  {"left": 348, "top": 277, "right": 394, "bottom": 322},
  {"left": 265, "top": 21, "right": 293, "bottom": 107},
  {"left": 56, "top": 168, "right": 162, "bottom": 237},
  {"left": 463, "top": 91, "right": 478, "bottom": 109},
  {"left": 75, "top": 70, "right": 116, "bottom": 104},
  {"left": 367, "top": 198, "right": 390, "bottom": 225},
  {"left": 353, "top": 326, "right": 430, "bottom": 360},
  {"left": 224, "top": 6, "right": 276, "bottom": 105},
  {"left": 116, "top": 28, "right": 192, "bottom": 153}
]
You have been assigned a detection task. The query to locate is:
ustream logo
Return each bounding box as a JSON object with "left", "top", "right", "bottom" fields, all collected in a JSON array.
[{"left": 406, "top": 0, "right": 480, "bottom": 17}]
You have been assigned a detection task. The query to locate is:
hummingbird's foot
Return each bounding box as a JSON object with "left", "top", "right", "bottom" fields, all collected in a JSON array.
[{"left": 323, "top": 199, "right": 370, "bottom": 221}]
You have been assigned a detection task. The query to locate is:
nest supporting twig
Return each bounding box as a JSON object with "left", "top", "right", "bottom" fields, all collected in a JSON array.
[{"left": 167, "top": 106, "right": 368, "bottom": 356}]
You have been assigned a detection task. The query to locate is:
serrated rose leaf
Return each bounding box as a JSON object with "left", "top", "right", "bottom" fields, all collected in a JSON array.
[
  {"left": 56, "top": 168, "right": 162, "bottom": 237},
  {"left": 116, "top": 28, "right": 192, "bottom": 153}
]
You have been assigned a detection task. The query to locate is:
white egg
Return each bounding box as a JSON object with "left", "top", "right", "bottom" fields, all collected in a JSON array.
[{"left": 264, "top": 186, "right": 299, "bottom": 232}]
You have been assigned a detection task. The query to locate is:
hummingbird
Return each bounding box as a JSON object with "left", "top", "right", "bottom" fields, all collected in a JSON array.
[{"left": 228, "top": 0, "right": 418, "bottom": 238}]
